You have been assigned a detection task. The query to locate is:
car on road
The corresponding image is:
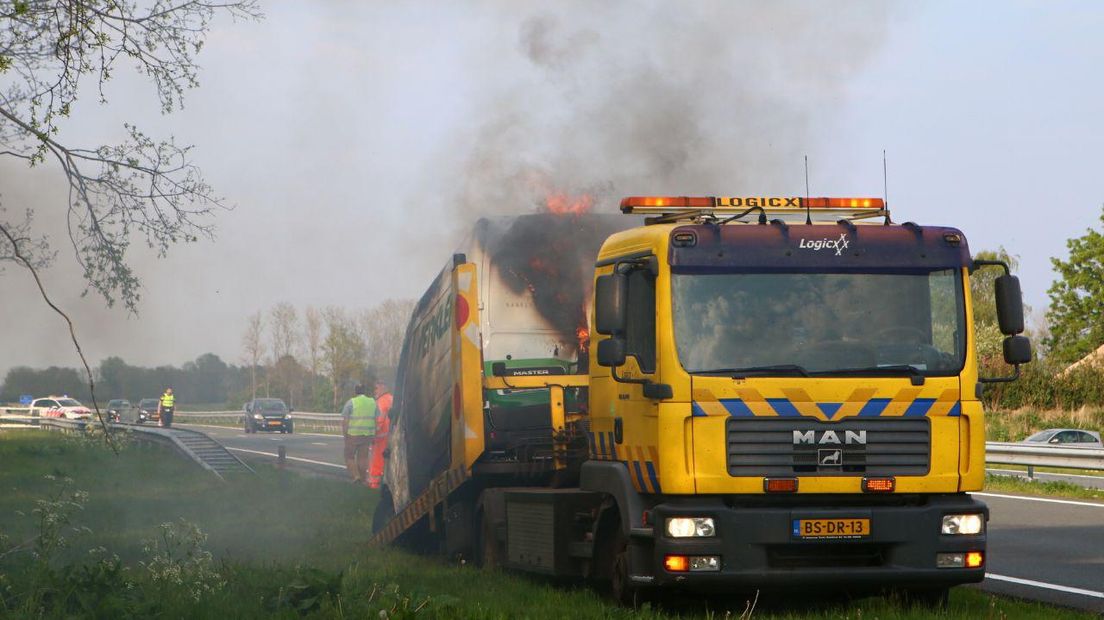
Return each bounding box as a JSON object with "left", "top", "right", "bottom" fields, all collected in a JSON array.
[
  {"left": 28, "top": 396, "right": 92, "bottom": 420},
  {"left": 136, "top": 398, "right": 160, "bottom": 424},
  {"left": 1022, "top": 428, "right": 1103, "bottom": 447},
  {"left": 243, "top": 398, "right": 293, "bottom": 434},
  {"left": 106, "top": 399, "right": 132, "bottom": 422}
]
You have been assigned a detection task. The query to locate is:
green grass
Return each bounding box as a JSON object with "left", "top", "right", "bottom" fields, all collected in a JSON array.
[
  {"left": 986, "top": 407, "right": 1104, "bottom": 443},
  {"left": 983, "top": 473, "right": 1104, "bottom": 502},
  {"left": 0, "top": 431, "right": 1096, "bottom": 619}
]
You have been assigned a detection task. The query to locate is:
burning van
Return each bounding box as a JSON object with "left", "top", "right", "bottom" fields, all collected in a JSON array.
[{"left": 381, "top": 213, "right": 632, "bottom": 514}]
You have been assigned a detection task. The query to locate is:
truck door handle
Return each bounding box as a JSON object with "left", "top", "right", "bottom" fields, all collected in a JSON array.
[{"left": 614, "top": 417, "right": 623, "bottom": 444}]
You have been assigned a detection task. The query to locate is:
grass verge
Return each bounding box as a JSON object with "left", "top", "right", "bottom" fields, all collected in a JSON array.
[
  {"left": 0, "top": 431, "right": 1096, "bottom": 618},
  {"left": 983, "top": 473, "right": 1104, "bottom": 502}
]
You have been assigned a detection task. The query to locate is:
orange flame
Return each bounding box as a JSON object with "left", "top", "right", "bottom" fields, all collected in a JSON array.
[
  {"left": 545, "top": 192, "right": 594, "bottom": 215},
  {"left": 576, "top": 325, "right": 590, "bottom": 352}
]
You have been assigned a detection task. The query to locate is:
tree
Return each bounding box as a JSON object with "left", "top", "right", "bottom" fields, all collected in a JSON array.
[
  {"left": 970, "top": 248, "right": 1021, "bottom": 365},
  {"left": 1045, "top": 208, "right": 1104, "bottom": 364},
  {"left": 241, "top": 311, "right": 265, "bottom": 400},
  {"left": 321, "top": 307, "right": 366, "bottom": 411},
  {"left": 0, "top": 0, "right": 260, "bottom": 310},
  {"left": 269, "top": 302, "right": 300, "bottom": 403},
  {"left": 358, "top": 298, "right": 415, "bottom": 372},
  {"left": 304, "top": 305, "right": 323, "bottom": 402}
]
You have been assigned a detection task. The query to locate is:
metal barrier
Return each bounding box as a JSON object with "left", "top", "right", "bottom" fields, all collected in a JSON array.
[
  {"left": 173, "top": 410, "right": 339, "bottom": 421},
  {"left": 984, "top": 441, "right": 1104, "bottom": 479}
]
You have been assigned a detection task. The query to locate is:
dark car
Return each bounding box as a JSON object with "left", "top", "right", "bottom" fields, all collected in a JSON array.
[
  {"left": 136, "top": 398, "right": 160, "bottom": 424},
  {"left": 106, "top": 399, "right": 132, "bottom": 422},
  {"left": 243, "top": 398, "right": 293, "bottom": 434}
]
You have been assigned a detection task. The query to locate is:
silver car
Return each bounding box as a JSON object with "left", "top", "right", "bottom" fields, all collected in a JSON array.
[{"left": 1022, "top": 428, "right": 1103, "bottom": 448}]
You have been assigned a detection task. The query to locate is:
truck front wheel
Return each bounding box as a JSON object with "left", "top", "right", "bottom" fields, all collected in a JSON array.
[
  {"left": 608, "top": 528, "right": 647, "bottom": 607},
  {"left": 477, "top": 509, "right": 500, "bottom": 569}
]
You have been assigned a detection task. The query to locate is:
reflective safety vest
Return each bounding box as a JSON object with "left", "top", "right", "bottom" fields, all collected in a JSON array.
[
  {"left": 160, "top": 393, "right": 175, "bottom": 408},
  {"left": 348, "top": 395, "right": 377, "bottom": 437}
]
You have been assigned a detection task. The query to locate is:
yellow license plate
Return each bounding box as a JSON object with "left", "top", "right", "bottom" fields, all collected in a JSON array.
[
  {"left": 793, "top": 518, "right": 870, "bottom": 539},
  {"left": 268, "top": 421, "right": 281, "bottom": 426}
]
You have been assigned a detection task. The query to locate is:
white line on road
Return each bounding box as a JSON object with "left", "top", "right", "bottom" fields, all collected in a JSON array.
[
  {"left": 227, "top": 447, "right": 344, "bottom": 469},
  {"left": 971, "top": 492, "right": 1104, "bottom": 508},
  {"left": 987, "top": 573, "right": 1104, "bottom": 599},
  {"left": 311, "top": 442, "right": 329, "bottom": 446}
]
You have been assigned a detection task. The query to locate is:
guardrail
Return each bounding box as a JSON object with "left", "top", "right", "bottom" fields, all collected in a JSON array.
[
  {"left": 173, "top": 410, "right": 339, "bottom": 420},
  {"left": 172, "top": 410, "right": 341, "bottom": 433},
  {"left": 984, "top": 441, "right": 1104, "bottom": 479}
]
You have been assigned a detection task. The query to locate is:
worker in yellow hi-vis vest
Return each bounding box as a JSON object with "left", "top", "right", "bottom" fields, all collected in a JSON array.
[
  {"left": 341, "top": 384, "right": 377, "bottom": 485},
  {"left": 158, "top": 387, "right": 175, "bottom": 428}
]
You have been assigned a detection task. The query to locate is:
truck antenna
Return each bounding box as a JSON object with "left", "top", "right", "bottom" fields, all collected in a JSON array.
[
  {"left": 882, "top": 149, "right": 891, "bottom": 226},
  {"left": 804, "top": 155, "right": 812, "bottom": 225}
]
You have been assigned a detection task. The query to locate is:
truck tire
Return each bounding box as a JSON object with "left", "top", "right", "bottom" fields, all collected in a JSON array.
[
  {"left": 372, "top": 488, "right": 395, "bottom": 535},
  {"left": 609, "top": 528, "right": 642, "bottom": 607},
  {"left": 477, "top": 509, "right": 500, "bottom": 570}
]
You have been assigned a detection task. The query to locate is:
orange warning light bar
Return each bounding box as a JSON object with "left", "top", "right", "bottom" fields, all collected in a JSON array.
[
  {"left": 621, "top": 196, "right": 885, "bottom": 213},
  {"left": 620, "top": 196, "right": 716, "bottom": 209}
]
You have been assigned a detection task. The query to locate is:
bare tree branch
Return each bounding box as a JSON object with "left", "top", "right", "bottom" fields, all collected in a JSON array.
[{"left": 0, "top": 219, "right": 117, "bottom": 453}]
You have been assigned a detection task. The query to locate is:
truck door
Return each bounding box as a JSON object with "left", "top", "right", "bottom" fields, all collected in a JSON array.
[{"left": 603, "top": 268, "right": 663, "bottom": 493}]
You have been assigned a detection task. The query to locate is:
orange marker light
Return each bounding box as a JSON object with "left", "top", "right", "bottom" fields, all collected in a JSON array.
[
  {"left": 799, "top": 197, "right": 884, "bottom": 209},
  {"left": 966, "top": 551, "right": 984, "bottom": 568},
  {"left": 764, "top": 478, "right": 799, "bottom": 493},
  {"left": 862, "top": 477, "right": 896, "bottom": 493},
  {"left": 621, "top": 196, "right": 715, "bottom": 209},
  {"left": 664, "top": 555, "right": 689, "bottom": 572}
]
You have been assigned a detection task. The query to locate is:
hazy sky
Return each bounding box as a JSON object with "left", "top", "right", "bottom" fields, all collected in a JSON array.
[{"left": 2, "top": 1, "right": 1102, "bottom": 376}]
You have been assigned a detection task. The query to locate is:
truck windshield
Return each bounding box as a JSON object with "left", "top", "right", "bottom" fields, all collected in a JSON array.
[{"left": 672, "top": 269, "right": 966, "bottom": 376}]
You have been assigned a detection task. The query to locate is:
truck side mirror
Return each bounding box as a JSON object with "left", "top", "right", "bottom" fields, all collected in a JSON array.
[
  {"left": 995, "top": 274, "right": 1025, "bottom": 335},
  {"left": 1003, "top": 335, "right": 1032, "bottom": 365},
  {"left": 595, "top": 274, "right": 628, "bottom": 335},
  {"left": 596, "top": 338, "right": 627, "bottom": 367}
]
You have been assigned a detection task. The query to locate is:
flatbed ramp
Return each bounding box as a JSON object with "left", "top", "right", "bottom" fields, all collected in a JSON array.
[{"left": 371, "top": 466, "right": 469, "bottom": 546}]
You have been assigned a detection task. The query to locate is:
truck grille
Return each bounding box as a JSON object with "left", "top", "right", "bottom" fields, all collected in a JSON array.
[{"left": 726, "top": 418, "right": 930, "bottom": 477}]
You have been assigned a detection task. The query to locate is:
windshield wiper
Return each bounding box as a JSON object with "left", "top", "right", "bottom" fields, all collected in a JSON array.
[
  {"left": 810, "top": 364, "right": 926, "bottom": 385},
  {"left": 694, "top": 364, "right": 809, "bottom": 378}
]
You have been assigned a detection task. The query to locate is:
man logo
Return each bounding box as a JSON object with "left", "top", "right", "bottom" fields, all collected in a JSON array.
[
  {"left": 818, "top": 449, "right": 843, "bottom": 466},
  {"left": 793, "top": 430, "right": 867, "bottom": 445}
]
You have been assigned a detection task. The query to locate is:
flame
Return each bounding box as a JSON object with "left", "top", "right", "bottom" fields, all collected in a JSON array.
[
  {"left": 545, "top": 192, "right": 594, "bottom": 215},
  {"left": 576, "top": 325, "right": 590, "bottom": 352}
]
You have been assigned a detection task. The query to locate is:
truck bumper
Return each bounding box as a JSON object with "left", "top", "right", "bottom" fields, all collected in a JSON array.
[{"left": 646, "top": 494, "right": 987, "bottom": 591}]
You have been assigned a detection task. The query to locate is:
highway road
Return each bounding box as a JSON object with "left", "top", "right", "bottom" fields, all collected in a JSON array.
[
  {"left": 178, "top": 423, "right": 1104, "bottom": 613},
  {"left": 176, "top": 423, "right": 347, "bottom": 476}
]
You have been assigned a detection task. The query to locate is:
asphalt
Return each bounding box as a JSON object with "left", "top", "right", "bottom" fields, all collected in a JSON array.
[
  {"left": 175, "top": 422, "right": 1104, "bottom": 613},
  {"left": 974, "top": 492, "right": 1104, "bottom": 613},
  {"left": 174, "top": 423, "right": 348, "bottom": 476}
]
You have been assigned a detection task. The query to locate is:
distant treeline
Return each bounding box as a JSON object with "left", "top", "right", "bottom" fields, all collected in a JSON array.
[
  {"left": 0, "top": 353, "right": 398, "bottom": 412},
  {"left": 1, "top": 354, "right": 246, "bottom": 406}
]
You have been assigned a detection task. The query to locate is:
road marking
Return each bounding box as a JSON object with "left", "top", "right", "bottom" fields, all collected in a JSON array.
[
  {"left": 987, "top": 573, "right": 1104, "bottom": 599},
  {"left": 311, "top": 442, "right": 329, "bottom": 446},
  {"left": 227, "top": 447, "right": 344, "bottom": 469},
  {"left": 972, "top": 492, "right": 1104, "bottom": 508}
]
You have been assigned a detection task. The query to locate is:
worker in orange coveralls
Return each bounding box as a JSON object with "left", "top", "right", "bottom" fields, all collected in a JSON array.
[{"left": 366, "top": 379, "right": 393, "bottom": 489}]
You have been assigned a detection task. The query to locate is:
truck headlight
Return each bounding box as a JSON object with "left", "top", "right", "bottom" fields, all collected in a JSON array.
[
  {"left": 253, "top": 414, "right": 263, "bottom": 420},
  {"left": 666, "top": 517, "right": 715, "bottom": 538},
  {"left": 941, "top": 514, "right": 984, "bottom": 535}
]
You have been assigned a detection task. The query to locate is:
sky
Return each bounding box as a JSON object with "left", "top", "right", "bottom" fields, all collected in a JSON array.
[{"left": 2, "top": 1, "right": 1103, "bottom": 376}]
